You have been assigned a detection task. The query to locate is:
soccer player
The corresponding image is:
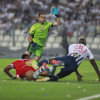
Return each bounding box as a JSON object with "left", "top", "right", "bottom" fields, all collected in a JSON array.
[
  {"left": 3, "top": 54, "right": 51, "bottom": 81},
  {"left": 37, "top": 37, "right": 100, "bottom": 81},
  {"left": 25, "top": 7, "right": 61, "bottom": 65}
]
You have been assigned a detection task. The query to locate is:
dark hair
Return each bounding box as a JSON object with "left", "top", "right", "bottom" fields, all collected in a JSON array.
[
  {"left": 79, "top": 37, "right": 86, "bottom": 45},
  {"left": 38, "top": 12, "right": 45, "bottom": 17},
  {"left": 21, "top": 54, "right": 29, "bottom": 59}
]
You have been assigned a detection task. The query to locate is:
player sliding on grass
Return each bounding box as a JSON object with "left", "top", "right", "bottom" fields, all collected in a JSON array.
[
  {"left": 3, "top": 54, "right": 55, "bottom": 81},
  {"left": 25, "top": 7, "right": 61, "bottom": 65},
  {"left": 37, "top": 37, "right": 100, "bottom": 81}
]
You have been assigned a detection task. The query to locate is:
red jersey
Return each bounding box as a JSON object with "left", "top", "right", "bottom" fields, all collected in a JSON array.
[{"left": 10, "top": 59, "right": 36, "bottom": 79}]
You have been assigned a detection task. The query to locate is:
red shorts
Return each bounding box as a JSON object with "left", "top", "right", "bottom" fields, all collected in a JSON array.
[{"left": 19, "top": 66, "right": 36, "bottom": 78}]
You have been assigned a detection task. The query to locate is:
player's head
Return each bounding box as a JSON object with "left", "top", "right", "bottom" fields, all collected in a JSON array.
[
  {"left": 21, "top": 54, "right": 31, "bottom": 60},
  {"left": 78, "top": 37, "right": 86, "bottom": 45},
  {"left": 38, "top": 12, "right": 46, "bottom": 24}
]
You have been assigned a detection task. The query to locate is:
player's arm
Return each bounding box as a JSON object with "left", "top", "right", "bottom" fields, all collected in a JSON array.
[
  {"left": 28, "top": 25, "right": 35, "bottom": 43},
  {"left": 53, "top": 17, "right": 61, "bottom": 26},
  {"left": 28, "top": 25, "right": 39, "bottom": 48},
  {"left": 4, "top": 65, "right": 16, "bottom": 79},
  {"left": 27, "top": 34, "right": 33, "bottom": 42},
  {"left": 75, "top": 70, "right": 84, "bottom": 81},
  {"left": 90, "top": 59, "right": 100, "bottom": 81}
]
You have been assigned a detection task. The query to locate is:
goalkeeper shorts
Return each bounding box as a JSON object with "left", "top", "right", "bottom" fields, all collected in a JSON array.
[{"left": 26, "top": 43, "right": 44, "bottom": 57}]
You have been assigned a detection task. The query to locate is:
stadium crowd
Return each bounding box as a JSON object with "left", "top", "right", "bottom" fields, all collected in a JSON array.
[{"left": 0, "top": 0, "right": 100, "bottom": 37}]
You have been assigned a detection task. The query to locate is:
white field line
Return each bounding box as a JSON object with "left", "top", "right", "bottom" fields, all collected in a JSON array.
[{"left": 77, "top": 94, "right": 100, "bottom": 100}]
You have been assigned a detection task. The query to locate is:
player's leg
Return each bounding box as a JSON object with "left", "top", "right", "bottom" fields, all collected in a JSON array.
[
  {"left": 25, "top": 43, "right": 43, "bottom": 64},
  {"left": 40, "top": 63, "right": 56, "bottom": 77},
  {"left": 37, "top": 57, "right": 66, "bottom": 76},
  {"left": 33, "top": 46, "right": 44, "bottom": 64},
  {"left": 25, "top": 51, "right": 31, "bottom": 56},
  {"left": 24, "top": 67, "right": 49, "bottom": 81},
  {"left": 38, "top": 59, "right": 49, "bottom": 66},
  {"left": 49, "top": 67, "right": 76, "bottom": 81},
  {"left": 22, "top": 66, "right": 46, "bottom": 81},
  {"left": 36, "top": 56, "right": 78, "bottom": 82},
  {"left": 38, "top": 57, "right": 65, "bottom": 67},
  {"left": 56, "top": 64, "right": 77, "bottom": 79},
  {"left": 40, "top": 71, "right": 50, "bottom": 77},
  {"left": 33, "top": 56, "right": 40, "bottom": 63},
  {"left": 32, "top": 64, "right": 51, "bottom": 79},
  {"left": 49, "top": 56, "right": 78, "bottom": 81}
]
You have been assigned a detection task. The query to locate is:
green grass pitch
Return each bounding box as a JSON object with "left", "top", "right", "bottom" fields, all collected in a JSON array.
[{"left": 0, "top": 58, "right": 100, "bottom": 100}]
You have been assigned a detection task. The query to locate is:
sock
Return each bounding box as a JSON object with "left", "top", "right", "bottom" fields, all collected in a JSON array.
[
  {"left": 33, "top": 68, "right": 43, "bottom": 79},
  {"left": 37, "top": 59, "right": 49, "bottom": 67},
  {"left": 31, "top": 60, "right": 38, "bottom": 70},
  {"left": 49, "top": 66, "right": 57, "bottom": 75},
  {"left": 32, "top": 60, "right": 38, "bottom": 65}
]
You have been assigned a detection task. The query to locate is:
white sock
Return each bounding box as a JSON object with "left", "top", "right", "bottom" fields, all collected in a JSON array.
[
  {"left": 49, "top": 66, "right": 57, "bottom": 75},
  {"left": 33, "top": 68, "right": 43, "bottom": 79}
]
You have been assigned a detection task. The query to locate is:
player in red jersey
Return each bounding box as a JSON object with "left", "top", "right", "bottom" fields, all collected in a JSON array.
[{"left": 4, "top": 54, "right": 50, "bottom": 81}]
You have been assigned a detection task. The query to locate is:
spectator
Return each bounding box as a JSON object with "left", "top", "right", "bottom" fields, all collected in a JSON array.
[
  {"left": 0, "top": 0, "right": 100, "bottom": 39},
  {"left": 20, "top": 0, "right": 30, "bottom": 11},
  {"left": 5, "top": 20, "right": 12, "bottom": 35},
  {"left": 79, "top": 25, "right": 86, "bottom": 37},
  {"left": 65, "top": 19, "right": 75, "bottom": 37},
  {"left": 94, "top": 21, "right": 100, "bottom": 37},
  {"left": 0, "top": 20, "right": 6, "bottom": 36},
  {"left": 87, "top": 21, "right": 96, "bottom": 37}
]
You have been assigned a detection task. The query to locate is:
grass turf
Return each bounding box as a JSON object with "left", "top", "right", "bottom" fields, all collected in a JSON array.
[{"left": 0, "top": 58, "right": 100, "bottom": 100}]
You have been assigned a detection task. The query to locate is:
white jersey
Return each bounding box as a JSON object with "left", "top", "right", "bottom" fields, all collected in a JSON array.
[{"left": 68, "top": 44, "right": 94, "bottom": 65}]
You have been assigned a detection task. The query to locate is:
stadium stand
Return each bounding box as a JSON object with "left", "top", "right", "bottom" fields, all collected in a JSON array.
[{"left": 0, "top": 0, "right": 100, "bottom": 59}]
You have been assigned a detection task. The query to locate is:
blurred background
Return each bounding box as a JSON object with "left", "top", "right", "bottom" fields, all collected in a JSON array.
[{"left": 0, "top": 0, "right": 100, "bottom": 59}]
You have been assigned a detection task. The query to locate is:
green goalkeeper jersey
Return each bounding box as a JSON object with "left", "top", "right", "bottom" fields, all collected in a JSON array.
[{"left": 29, "top": 21, "right": 53, "bottom": 46}]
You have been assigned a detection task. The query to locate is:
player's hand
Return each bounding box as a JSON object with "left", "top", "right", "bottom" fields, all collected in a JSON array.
[
  {"left": 51, "top": 7, "right": 59, "bottom": 16},
  {"left": 31, "top": 41, "right": 39, "bottom": 49},
  {"left": 77, "top": 75, "right": 84, "bottom": 81}
]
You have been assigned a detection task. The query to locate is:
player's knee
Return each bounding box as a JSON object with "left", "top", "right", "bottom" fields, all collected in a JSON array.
[{"left": 33, "top": 56, "right": 40, "bottom": 62}]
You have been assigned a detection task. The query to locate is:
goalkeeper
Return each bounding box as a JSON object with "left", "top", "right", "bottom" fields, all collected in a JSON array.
[{"left": 25, "top": 7, "right": 61, "bottom": 65}]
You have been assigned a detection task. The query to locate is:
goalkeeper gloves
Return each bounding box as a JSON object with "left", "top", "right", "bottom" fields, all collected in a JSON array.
[
  {"left": 51, "top": 7, "right": 60, "bottom": 17},
  {"left": 30, "top": 41, "right": 39, "bottom": 49}
]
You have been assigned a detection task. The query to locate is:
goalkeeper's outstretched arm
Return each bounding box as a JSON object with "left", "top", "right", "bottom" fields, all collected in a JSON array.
[
  {"left": 51, "top": 7, "right": 61, "bottom": 26},
  {"left": 53, "top": 17, "right": 61, "bottom": 26}
]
